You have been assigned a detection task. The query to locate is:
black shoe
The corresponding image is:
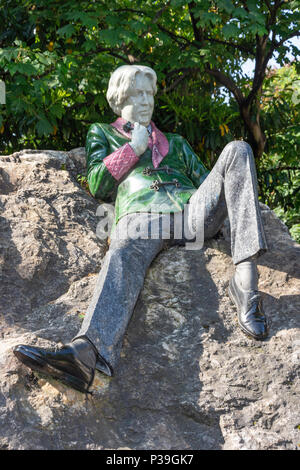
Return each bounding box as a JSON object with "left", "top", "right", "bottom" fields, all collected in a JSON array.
[
  {"left": 13, "top": 340, "right": 97, "bottom": 393},
  {"left": 228, "top": 275, "right": 270, "bottom": 340}
]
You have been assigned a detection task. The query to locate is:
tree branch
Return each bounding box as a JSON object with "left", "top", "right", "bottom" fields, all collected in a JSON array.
[
  {"left": 205, "top": 66, "right": 245, "bottom": 105},
  {"left": 264, "top": 0, "right": 272, "bottom": 13},
  {"left": 111, "top": 6, "right": 255, "bottom": 56},
  {"left": 240, "top": 0, "right": 250, "bottom": 13},
  {"left": 156, "top": 24, "right": 191, "bottom": 47},
  {"left": 160, "top": 68, "right": 197, "bottom": 93},
  {"left": 267, "top": 166, "right": 300, "bottom": 172},
  {"left": 203, "top": 35, "right": 255, "bottom": 55},
  {"left": 153, "top": 1, "right": 171, "bottom": 23},
  {"left": 188, "top": 2, "right": 203, "bottom": 43},
  {"left": 157, "top": 23, "right": 255, "bottom": 55},
  {"left": 244, "top": 27, "right": 298, "bottom": 108},
  {"left": 112, "top": 7, "right": 144, "bottom": 16},
  {"left": 275, "top": 31, "right": 300, "bottom": 48},
  {"left": 244, "top": 0, "right": 298, "bottom": 109},
  {"left": 85, "top": 47, "right": 130, "bottom": 63}
]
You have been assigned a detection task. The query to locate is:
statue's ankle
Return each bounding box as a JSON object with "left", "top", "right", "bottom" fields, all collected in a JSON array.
[{"left": 235, "top": 258, "right": 258, "bottom": 291}]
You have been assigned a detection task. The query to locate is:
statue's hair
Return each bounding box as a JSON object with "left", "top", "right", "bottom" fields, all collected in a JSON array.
[{"left": 106, "top": 65, "right": 157, "bottom": 115}]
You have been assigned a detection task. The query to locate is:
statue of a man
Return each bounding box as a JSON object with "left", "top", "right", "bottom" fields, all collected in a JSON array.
[{"left": 14, "top": 65, "right": 269, "bottom": 393}]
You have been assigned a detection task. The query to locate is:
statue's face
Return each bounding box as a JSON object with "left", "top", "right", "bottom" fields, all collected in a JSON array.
[{"left": 121, "top": 73, "right": 154, "bottom": 127}]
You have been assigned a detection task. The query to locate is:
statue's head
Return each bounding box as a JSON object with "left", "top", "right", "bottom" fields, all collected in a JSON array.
[{"left": 106, "top": 65, "right": 157, "bottom": 127}]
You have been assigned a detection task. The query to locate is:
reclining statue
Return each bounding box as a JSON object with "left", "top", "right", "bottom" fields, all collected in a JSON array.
[{"left": 14, "top": 65, "right": 269, "bottom": 393}]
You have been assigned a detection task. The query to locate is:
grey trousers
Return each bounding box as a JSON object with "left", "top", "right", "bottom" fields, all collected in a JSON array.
[{"left": 74, "top": 141, "right": 267, "bottom": 372}]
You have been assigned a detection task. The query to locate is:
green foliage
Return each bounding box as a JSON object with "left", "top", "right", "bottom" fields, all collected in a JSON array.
[
  {"left": 0, "top": 0, "right": 299, "bottom": 241},
  {"left": 0, "top": 0, "right": 299, "bottom": 153},
  {"left": 77, "top": 173, "right": 89, "bottom": 192},
  {"left": 257, "top": 64, "right": 300, "bottom": 242},
  {"left": 154, "top": 75, "right": 238, "bottom": 168}
]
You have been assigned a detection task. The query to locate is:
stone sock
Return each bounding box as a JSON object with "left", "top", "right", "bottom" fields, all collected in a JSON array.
[
  {"left": 71, "top": 337, "right": 97, "bottom": 368},
  {"left": 235, "top": 259, "right": 258, "bottom": 292}
]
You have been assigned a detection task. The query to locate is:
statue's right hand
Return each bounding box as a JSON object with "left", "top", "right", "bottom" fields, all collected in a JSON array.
[{"left": 129, "top": 122, "right": 149, "bottom": 156}]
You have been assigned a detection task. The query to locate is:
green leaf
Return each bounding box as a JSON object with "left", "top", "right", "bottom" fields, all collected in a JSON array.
[
  {"left": 99, "top": 29, "right": 120, "bottom": 47},
  {"left": 198, "top": 49, "right": 210, "bottom": 56},
  {"left": 234, "top": 7, "right": 250, "bottom": 20},
  {"left": 82, "top": 40, "right": 97, "bottom": 52},
  {"left": 36, "top": 52, "right": 54, "bottom": 66},
  {"left": 36, "top": 117, "right": 53, "bottom": 136},
  {"left": 171, "top": 0, "right": 191, "bottom": 6},
  {"left": 65, "top": 11, "right": 98, "bottom": 28},
  {"left": 17, "top": 62, "right": 37, "bottom": 76},
  {"left": 56, "top": 24, "right": 75, "bottom": 38},
  {"left": 218, "top": 0, "right": 235, "bottom": 14},
  {"left": 222, "top": 23, "right": 239, "bottom": 39},
  {"left": 197, "top": 12, "right": 219, "bottom": 27},
  {"left": 0, "top": 48, "right": 18, "bottom": 62}
]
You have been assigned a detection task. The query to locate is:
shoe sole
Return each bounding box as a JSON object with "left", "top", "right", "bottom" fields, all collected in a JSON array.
[
  {"left": 228, "top": 283, "right": 269, "bottom": 341},
  {"left": 14, "top": 348, "right": 92, "bottom": 394}
]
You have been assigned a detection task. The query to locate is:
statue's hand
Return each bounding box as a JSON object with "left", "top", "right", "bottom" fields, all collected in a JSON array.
[{"left": 129, "top": 122, "right": 149, "bottom": 156}]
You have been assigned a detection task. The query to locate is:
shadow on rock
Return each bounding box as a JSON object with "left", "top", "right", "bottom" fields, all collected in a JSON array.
[{"left": 88, "top": 245, "right": 231, "bottom": 450}]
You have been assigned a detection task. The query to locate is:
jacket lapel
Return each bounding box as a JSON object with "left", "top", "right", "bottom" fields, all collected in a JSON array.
[{"left": 111, "top": 118, "right": 169, "bottom": 168}]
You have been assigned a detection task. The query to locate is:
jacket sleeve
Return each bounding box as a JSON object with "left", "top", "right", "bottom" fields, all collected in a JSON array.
[
  {"left": 182, "top": 137, "right": 210, "bottom": 188},
  {"left": 86, "top": 123, "right": 138, "bottom": 200}
]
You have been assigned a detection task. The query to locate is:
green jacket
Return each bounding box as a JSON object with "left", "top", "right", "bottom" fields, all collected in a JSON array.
[{"left": 86, "top": 120, "right": 209, "bottom": 228}]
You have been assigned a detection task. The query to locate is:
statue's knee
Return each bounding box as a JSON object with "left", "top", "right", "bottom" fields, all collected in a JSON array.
[
  {"left": 225, "top": 140, "right": 252, "bottom": 152},
  {"left": 224, "top": 140, "right": 254, "bottom": 163}
]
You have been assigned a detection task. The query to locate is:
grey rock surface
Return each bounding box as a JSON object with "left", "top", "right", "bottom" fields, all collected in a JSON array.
[{"left": 0, "top": 148, "right": 299, "bottom": 450}]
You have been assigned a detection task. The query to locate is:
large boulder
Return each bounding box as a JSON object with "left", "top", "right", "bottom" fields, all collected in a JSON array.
[{"left": 0, "top": 149, "right": 299, "bottom": 450}]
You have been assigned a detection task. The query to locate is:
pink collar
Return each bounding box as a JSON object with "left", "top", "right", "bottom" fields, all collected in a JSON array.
[{"left": 111, "top": 117, "right": 169, "bottom": 168}]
